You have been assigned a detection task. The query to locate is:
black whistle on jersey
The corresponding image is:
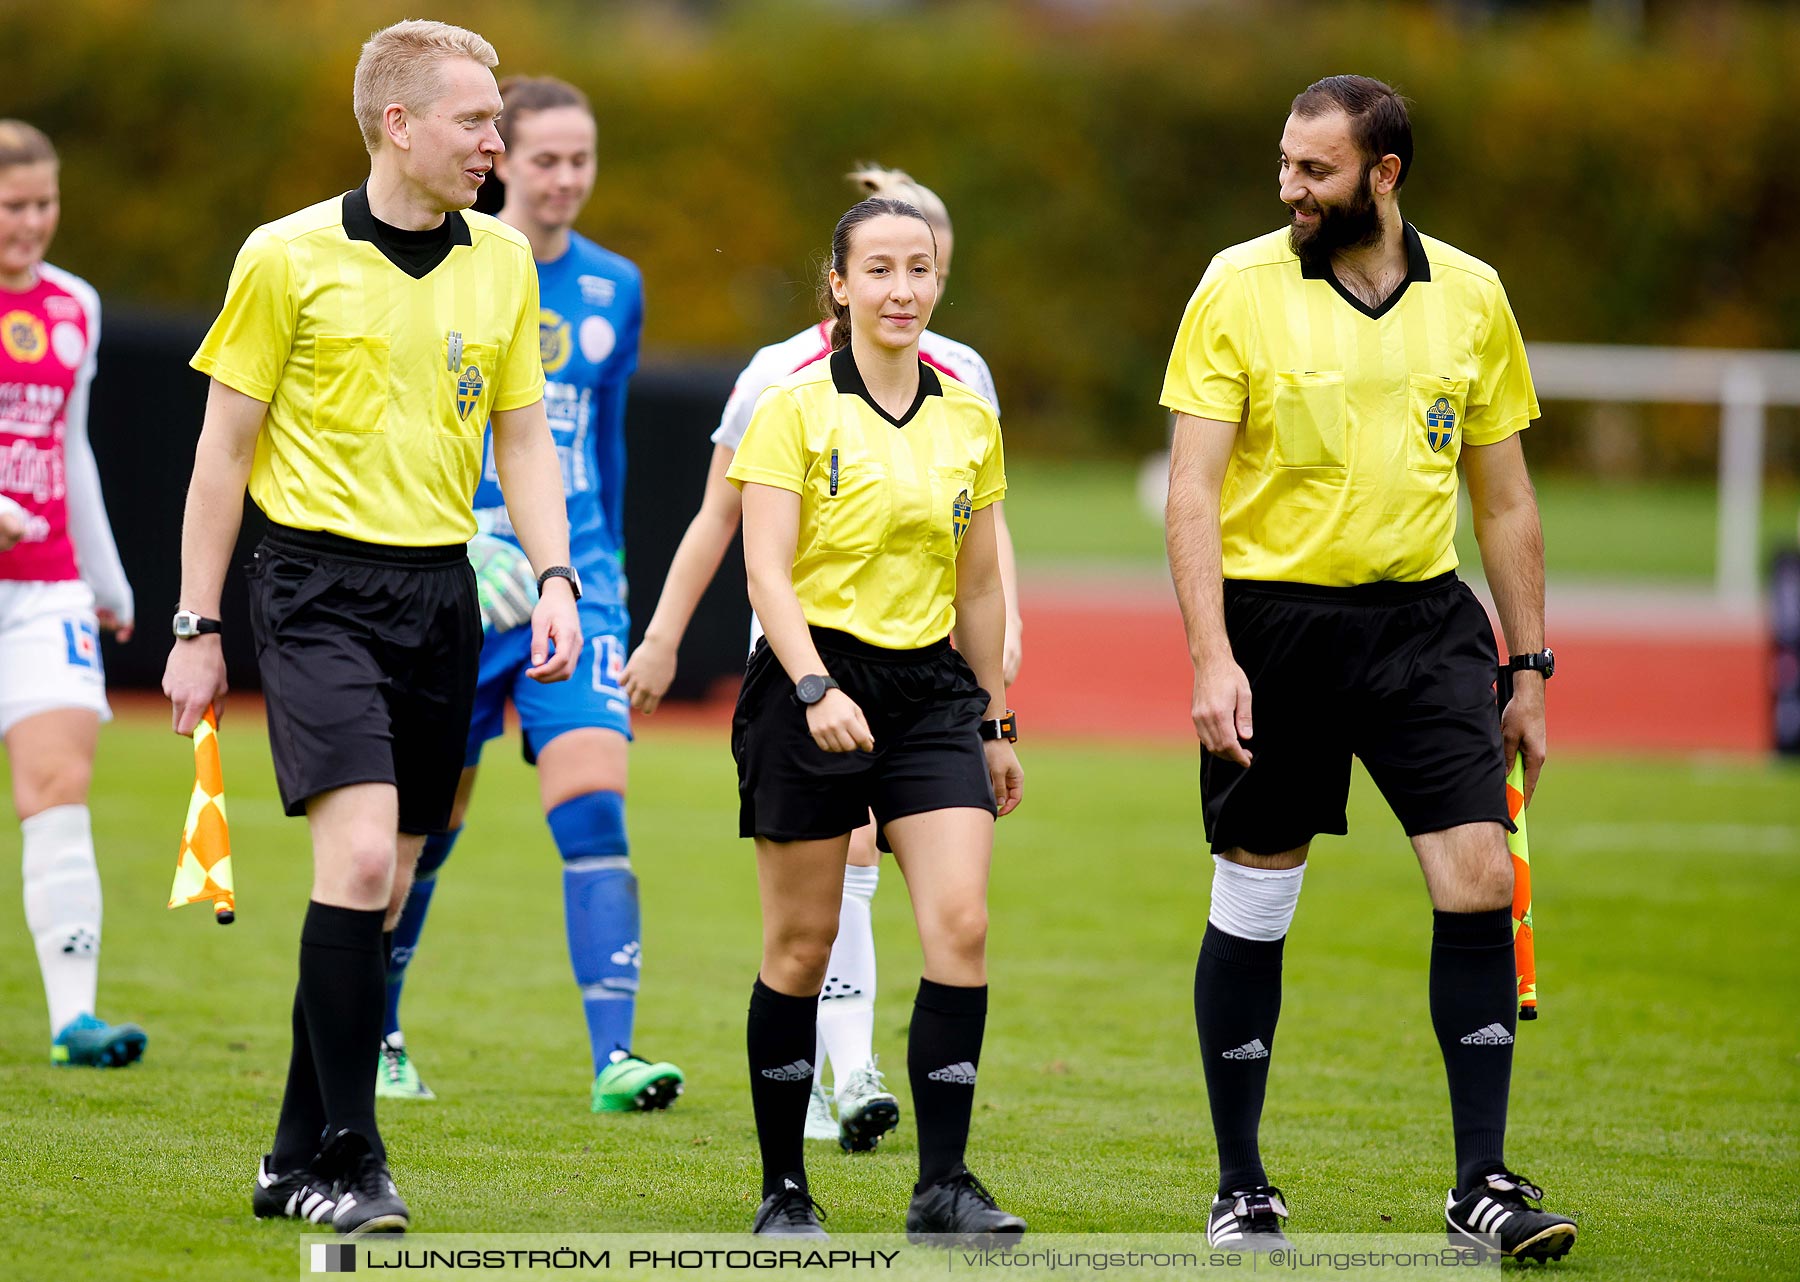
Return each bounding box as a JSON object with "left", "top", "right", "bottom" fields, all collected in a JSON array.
[{"left": 829, "top": 449, "right": 839, "bottom": 496}]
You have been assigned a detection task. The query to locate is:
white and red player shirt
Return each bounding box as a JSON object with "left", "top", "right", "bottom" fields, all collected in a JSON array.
[
  {"left": 0, "top": 264, "right": 132, "bottom": 619},
  {"left": 713, "top": 320, "right": 1000, "bottom": 451}
]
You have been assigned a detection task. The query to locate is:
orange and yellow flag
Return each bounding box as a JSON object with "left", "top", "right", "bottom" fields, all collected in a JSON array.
[
  {"left": 1506, "top": 757, "right": 1536, "bottom": 1019},
  {"left": 168, "top": 707, "right": 236, "bottom": 924}
]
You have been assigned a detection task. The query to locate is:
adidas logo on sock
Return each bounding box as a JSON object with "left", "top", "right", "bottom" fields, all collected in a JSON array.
[
  {"left": 760, "top": 1060, "right": 814, "bottom": 1081},
  {"left": 1459, "top": 1023, "right": 1515, "bottom": 1046},
  {"left": 1222, "top": 1038, "right": 1270, "bottom": 1060},
  {"left": 927, "top": 1061, "right": 978, "bottom": 1084}
]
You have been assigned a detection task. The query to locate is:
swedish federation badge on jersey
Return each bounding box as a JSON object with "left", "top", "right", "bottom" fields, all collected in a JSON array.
[
  {"left": 1425, "top": 396, "right": 1458, "bottom": 453},
  {"left": 952, "top": 489, "right": 973, "bottom": 547},
  {"left": 456, "top": 362, "right": 485, "bottom": 420}
]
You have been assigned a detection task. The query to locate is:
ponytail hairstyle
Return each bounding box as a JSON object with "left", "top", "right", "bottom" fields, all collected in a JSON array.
[
  {"left": 0, "top": 120, "right": 57, "bottom": 172},
  {"left": 474, "top": 75, "right": 592, "bottom": 214},
  {"left": 845, "top": 163, "right": 951, "bottom": 243},
  {"left": 819, "top": 197, "right": 936, "bottom": 352}
]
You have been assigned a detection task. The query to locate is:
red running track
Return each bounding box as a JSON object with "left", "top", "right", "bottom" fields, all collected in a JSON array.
[{"left": 1004, "top": 578, "right": 1771, "bottom": 753}]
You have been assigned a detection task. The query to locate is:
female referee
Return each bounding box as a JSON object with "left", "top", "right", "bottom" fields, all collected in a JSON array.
[
  {"left": 0, "top": 121, "right": 145, "bottom": 1069},
  {"left": 730, "top": 196, "right": 1024, "bottom": 1241},
  {"left": 621, "top": 167, "right": 1021, "bottom": 1154}
]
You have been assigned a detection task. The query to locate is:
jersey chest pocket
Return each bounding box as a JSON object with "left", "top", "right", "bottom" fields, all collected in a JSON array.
[
  {"left": 444, "top": 343, "right": 499, "bottom": 439},
  {"left": 814, "top": 455, "right": 890, "bottom": 555},
  {"left": 1271, "top": 371, "right": 1346, "bottom": 471},
  {"left": 313, "top": 336, "right": 390, "bottom": 434},
  {"left": 1408, "top": 374, "right": 1468, "bottom": 472},
  {"left": 927, "top": 465, "right": 977, "bottom": 561}
]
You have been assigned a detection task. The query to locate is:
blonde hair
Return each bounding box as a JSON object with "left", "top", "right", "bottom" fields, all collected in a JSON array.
[
  {"left": 0, "top": 120, "right": 57, "bottom": 172},
  {"left": 352, "top": 20, "right": 499, "bottom": 154},
  {"left": 846, "top": 164, "right": 950, "bottom": 238}
]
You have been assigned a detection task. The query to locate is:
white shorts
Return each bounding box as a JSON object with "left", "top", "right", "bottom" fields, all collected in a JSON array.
[{"left": 0, "top": 579, "right": 112, "bottom": 736}]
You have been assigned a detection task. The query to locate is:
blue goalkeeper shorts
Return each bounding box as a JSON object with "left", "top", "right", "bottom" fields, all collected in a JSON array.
[{"left": 466, "top": 600, "right": 633, "bottom": 767}]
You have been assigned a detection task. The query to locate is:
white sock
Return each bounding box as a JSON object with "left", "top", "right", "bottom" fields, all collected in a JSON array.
[
  {"left": 22, "top": 804, "right": 102, "bottom": 1037},
  {"left": 817, "top": 863, "right": 879, "bottom": 1084}
]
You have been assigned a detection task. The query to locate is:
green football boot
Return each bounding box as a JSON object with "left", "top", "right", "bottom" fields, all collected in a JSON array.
[
  {"left": 375, "top": 1032, "right": 436, "bottom": 1100},
  {"left": 591, "top": 1050, "right": 684, "bottom": 1112},
  {"left": 51, "top": 1013, "right": 147, "bottom": 1068}
]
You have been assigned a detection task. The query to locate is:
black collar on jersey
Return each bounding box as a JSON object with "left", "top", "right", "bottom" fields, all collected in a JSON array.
[
  {"left": 1301, "top": 220, "right": 1432, "bottom": 321},
  {"left": 830, "top": 345, "right": 942, "bottom": 429},
  {"left": 342, "top": 184, "right": 470, "bottom": 280}
]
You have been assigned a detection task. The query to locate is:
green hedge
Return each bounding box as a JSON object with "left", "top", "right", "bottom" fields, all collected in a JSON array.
[{"left": 8, "top": 0, "right": 1797, "bottom": 461}]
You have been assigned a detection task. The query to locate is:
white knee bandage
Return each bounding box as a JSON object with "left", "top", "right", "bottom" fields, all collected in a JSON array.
[{"left": 1207, "top": 854, "right": 1305, "bottom": 942}]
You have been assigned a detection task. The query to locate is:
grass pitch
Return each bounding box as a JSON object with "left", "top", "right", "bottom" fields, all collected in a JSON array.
[{"left": 2, "top": 712, "right": 1797, "bottom": 1280}]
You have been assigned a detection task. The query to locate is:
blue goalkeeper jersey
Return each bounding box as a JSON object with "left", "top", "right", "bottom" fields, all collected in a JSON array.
[{"left": 473, "top": 231, "right": 642, "bottom": 609}]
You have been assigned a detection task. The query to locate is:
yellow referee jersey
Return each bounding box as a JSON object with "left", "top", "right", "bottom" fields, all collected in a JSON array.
[
  {"left": 192, "top": 186, "right": 544, "bottom": 546},
  {"left": 728, "top": 348, "right": 1006, "bottom": 650},
  {"left": 1161, "top": 223, "right": 1538, "bottom": 586}
]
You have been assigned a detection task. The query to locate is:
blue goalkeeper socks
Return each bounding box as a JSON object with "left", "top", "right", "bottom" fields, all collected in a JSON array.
[
  {"left": 383, "top": 826, "right": 461, "bottom": 1040},
  {"left": 548, "top": 792, "right": 639, "bottom": 1074}
]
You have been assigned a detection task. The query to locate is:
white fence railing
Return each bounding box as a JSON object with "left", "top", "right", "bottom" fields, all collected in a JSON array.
[
  {"left": 1141, "top": 344, "right": 1800, "bottom": 608},
  {"left": 1526, "top": 343, "right": 1800, "bottom": 608}
]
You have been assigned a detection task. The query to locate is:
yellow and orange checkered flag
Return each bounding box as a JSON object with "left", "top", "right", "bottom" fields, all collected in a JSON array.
[
  {"left": 1506, "top": 757, "right": 1537, "bottom": 1019},
  {"left": 168, "top": 707, "right": 236, "bottom": 924}
]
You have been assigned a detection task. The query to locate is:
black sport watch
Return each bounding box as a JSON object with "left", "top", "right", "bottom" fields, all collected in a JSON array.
[
  {"left": 793, "top": 674, "right": 840, "bottom": 706},
  {"left": 978, "top": 710, "right": 1019, "bottom": 743},
  {"left": 1508, "top": 649, "right": 1555, "bottom": 680},
  {"left": 171, "top": 609, "right": 222, "bottom": 640},
  {"left": 536, "top": 565, "right": 582, "bottom": 601}
]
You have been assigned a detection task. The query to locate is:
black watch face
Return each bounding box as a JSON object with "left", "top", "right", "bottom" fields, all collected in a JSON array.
[{"left": 796, "top": 675, "right": 825, "bottom": 705}]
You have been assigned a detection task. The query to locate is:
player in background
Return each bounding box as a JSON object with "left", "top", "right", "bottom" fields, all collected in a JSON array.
[
  {"left": 621, "top": 166, "right": 1020, "bottom": 1151},
  {"left": 378, "top": 76, "right": 683, "bottom": 1115},
  {"left": 0, "top": 121, "right": 145, "bottom": 1070}
]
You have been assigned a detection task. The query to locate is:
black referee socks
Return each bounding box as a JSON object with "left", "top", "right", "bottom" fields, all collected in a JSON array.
[
  {"left": 909, "top": 978, "right": 989, "bottom": 1189},
  {"left": 747, "top": 977, "right": 820, "bottom": 1198},
  {"left": 1194, "top": 923, "right": 1285, "bottom": 1195},
  {"left": 270, "top": 982, "right": 327, "bottom": 1172},
  {"left": 297, "top": 901, "right": 388, "bottom": 1161},
  {"left": 1430, "top": 907, "right": 1516, "bottom": 1196}
]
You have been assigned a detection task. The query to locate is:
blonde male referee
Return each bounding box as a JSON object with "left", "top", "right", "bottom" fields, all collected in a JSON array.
[
  {"left": 1163, "top": 75, "right": 1576, "bottom": 1262},
  {"left": 161, "top": 19, "right": 580, "bottom": 1235}
]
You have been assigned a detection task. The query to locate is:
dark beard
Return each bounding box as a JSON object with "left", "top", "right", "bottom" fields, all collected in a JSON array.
[{"left": 1288, "top": 173, "right": 1382, "bottom": 272}]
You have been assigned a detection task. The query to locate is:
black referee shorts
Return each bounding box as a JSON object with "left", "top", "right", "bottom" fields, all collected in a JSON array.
[
  {"left": 732, "top": 627, "right": 997, "bottom": 850},
  {"left": 247, "top": 524, "right": 481, "bottom": 835},
  {"left": 1202, "top": 573, "right": 1513, "bottom": 855}
]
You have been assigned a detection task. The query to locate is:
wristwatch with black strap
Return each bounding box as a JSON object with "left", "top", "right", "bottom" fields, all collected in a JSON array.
[
  {"left": 1507, "top": 649, "right": 1555, "bottom": 679},
  {"left": 978, "top": 709, "right": 1019, "bottom": 743},
  {"left": 171, "top": 609, "right": 222, "bottom": 640},
  {"left": 793, "top": 674, "right": 840, "bottom": 706},
  {"left": 536, "top": 564, "right": 582, "bottom": 601}
]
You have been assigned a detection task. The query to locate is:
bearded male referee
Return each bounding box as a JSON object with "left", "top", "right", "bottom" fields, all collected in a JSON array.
[
  {"left": 1163, "top": 75, "right": 1575, "bottom": 1262},
  {"left": 161, "top": 20, "right": 581, "bottom": 1234}
]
